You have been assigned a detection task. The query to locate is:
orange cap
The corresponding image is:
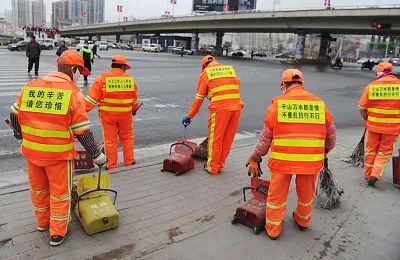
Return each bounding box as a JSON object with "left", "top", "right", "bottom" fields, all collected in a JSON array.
[
  {"left": 112, "top": 55, "right": 131, "bottom": 70},
  {"left": 57, "top": 50, "right": 90, "bottom": 75},
  {"left": 201, "top": 55, "right": 216, "bottom": 69},
  {"left": 376, "top": 61, "right": 393, "bottom": 73},
  {"left": 281, "top": 69, "right": 304, "bottom": 85}
]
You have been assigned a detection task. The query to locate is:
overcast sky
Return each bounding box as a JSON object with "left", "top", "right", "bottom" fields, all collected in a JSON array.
[{"left": 2, "top": 0, "right": 399, "bottom": 24}]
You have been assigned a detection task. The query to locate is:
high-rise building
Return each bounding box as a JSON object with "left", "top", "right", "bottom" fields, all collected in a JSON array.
[
  {"left": 52, "top": 0, "right": 70, "bottom": 28},
  {"left": 12, "top": 0, "right": 29, "bottom": 28},
  {"left": 12, "top": 0, "right": 46, "bottom": 28},
  {"left": 88, "top": 0, "right": 105, "bottom": 24},
  {"left": 31, "top": 0, "right": 46, "bottom": 27},
  {"left": 70, "top": 0, "right": 104, "bottom": 26}
]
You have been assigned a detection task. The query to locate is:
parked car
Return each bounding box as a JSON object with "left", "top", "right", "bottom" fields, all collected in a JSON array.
[
  {"left": 7, "top": 40, "right": 27, "bottom": 51},
  {"left": 230, "top": 49, "right": 247, "bottom": 58},
  {"left": 275, "top": 53, "right": 291, "bottom": 59},
  {"left": 39, "top": 38, "right": 56, "bottom": 50},
  {"left": 171, "top": 47, "right": 194, "bottom": 55},
  {"left": 107, "top": 42, "right": 119, "bottom": 49},
  {"left": 119, "top": 43, "right": 133, "bottom": 50},
  {"left": 142, "top": 44, "right": 160, "bottom": 52},
  {"left": 392, "top": 58, "right": 400, "bottom": 66},
  {"left": 98, "top": 41, "right": 108, "bottom": 51},
  {"left": 253, "top": 51, "right": 267, "bottom": 57}
]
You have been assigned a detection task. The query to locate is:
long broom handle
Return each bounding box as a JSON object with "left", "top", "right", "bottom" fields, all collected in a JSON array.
[{"left": 4, "top": 119, "right": 20, "bottom": 135}]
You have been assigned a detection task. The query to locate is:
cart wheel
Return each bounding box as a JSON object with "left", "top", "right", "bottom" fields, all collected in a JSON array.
[
  {"left": 231, "top": 215, "right": 239, "bottom": 225},
  {"left": 253, "top": 226, "right": 262, "bottom": 235}
]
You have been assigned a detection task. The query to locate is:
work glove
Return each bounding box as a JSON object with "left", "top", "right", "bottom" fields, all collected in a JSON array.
[
  {"left": 93, "top": 153, "right": 107, "bottom": 167},
  {"left": 182, "top": 117, "right": 191, "bottom": 127},
  {"left": 246, "top": 156, "right": 263, "bottom": 177}
]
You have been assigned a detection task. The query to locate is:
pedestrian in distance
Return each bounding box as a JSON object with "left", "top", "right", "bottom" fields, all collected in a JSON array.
[
  {"left": 182, "top": 55, "right": 244, "bottom": 175},
  {"left": 85, "top": 55, "right": 139, "bottom": 170},
  {"left": 246, "top": 69, "right": 336, "bottom": 240},
  {"left": 92, "top": 41, "right": 101, "bottom": 59},
  {"left": 56, "top": 40, "right": 68, "bottom": 57},
  {"left": 9, "top": 50, "right": 107, "bottom": 246},
  {"left": 181, "top": 46, "right": 185, "bottom": 57},
  {"left": 358, "top": 62, "right": 400, "bottom": 187},
  {"left": 26, "top": 35, "right": 41, "bottom": 77},
  {"left": 79, "top": 41, "right": 93, "bottom": 85}
]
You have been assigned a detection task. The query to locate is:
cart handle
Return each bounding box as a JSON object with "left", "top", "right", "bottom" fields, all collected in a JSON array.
[
  {"left": 242, "top": 186, "right": 268, "bottom": 202},
  {"left": 169, "top": 142, "right": 194, "bottom": 156},
  {"left": 76, "top": 188, "right": 118, "bottom": 218}
]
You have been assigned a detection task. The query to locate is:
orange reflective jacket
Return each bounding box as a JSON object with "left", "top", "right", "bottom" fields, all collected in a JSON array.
[
  {"left": 187, "top": 61, "right": 244, "bottom": 118},
  {"left": 10, "top": 72, "right": 91, "bottom": 160},
  {"left": 358, "top": 75, "right": 400, "bottom": 135},
  {"left": 265, "top": 85, "right": 333, "bottom": 174},
  {"left": 85, "top": 68, "right": 139, "bottom": 114}
]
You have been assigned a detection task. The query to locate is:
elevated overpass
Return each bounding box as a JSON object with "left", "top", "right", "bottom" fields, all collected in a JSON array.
[
  {"left": 60, "top": 7, "right": 400, "bottom": 58},
  {"left": 60, "top": 7, "right": 400, "bottom": 36}
]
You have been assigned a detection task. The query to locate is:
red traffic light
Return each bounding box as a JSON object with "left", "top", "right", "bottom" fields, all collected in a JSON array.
[{"left": 375, "top": 22, "right": 382, "bottom": 29}]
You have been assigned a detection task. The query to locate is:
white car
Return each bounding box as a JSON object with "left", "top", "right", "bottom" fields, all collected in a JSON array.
[
  {"left": 357, "top": 58, "right": 369, "bottom": 64},
  {"left": 40, "top": 39, "right": 56, "bottom": 50},
  {"left": 142, "top": 44, "right": 160, "bottom": 52},
  {"left": 98, "top": 41, "right": 108, "bottom": 51}
]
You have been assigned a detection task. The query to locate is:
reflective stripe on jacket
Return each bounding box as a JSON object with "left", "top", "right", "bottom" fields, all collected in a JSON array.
[
  {"left": 358, "top": 75, "right": 400, "bottom": 135},
  {"left": 12, "top": 72, "right": 91, "bottom": 160},
  {"left": 186, "top": 61, "right": 244, "bottom": 118},
  {"left": 85, "top": 68, "right": 139, "bottom": 114},
  {"left": 267, "top": 85, "right": 332, "bottom": 174}
]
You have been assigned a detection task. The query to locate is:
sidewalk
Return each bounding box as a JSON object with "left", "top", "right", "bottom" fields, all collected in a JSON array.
[{"left": 0, "top": 128, "right": 399, "bottom": 260}]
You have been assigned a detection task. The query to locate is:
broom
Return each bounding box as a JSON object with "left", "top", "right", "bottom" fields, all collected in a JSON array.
[
  {"left": 343, "top": 129, "right": 366, "bottom": 168},
  {"left": 317, "top": 158, "right": 344, "bottom": 210},
  {"left": 193, "top": 137, "right": 208, "bottom": 160}
]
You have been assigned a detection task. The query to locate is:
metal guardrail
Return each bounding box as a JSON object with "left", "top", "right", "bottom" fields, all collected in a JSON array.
[{"left": 62, "top": 4, "right": 400, "bottom": 29}]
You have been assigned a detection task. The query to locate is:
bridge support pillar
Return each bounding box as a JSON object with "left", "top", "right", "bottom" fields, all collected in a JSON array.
[
  {"left": 318, "top": 32, "right": 331, "bottom": 60},
  {"left": 295, "top": 32, "right": 306, "bottom": 59},
  {"left": 215, "top": 32, "right": 224, "bottom": 56},
  {"left": 116, "top": 34, "right": 121, "bottom": 43},
  {"left": 191, "top": 32, "right": 199, "bottom": 55}
]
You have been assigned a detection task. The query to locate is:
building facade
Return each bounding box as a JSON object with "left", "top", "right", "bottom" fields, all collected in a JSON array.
[
  {"left": 52, "top": 0, "right": 70, "bottom": 28},
  {"left": 12, "top": 0, "right": 46, "bottom": 28},
  {"left": 70, "top": 0, "right": 104, "bottom": 26},
  {"left": 31, "top": 0, "right": 46, "bottom": 27}
]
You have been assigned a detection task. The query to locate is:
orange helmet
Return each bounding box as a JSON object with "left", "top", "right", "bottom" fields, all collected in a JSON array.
[
  {"left": 201, "top": 55, "right": 216, "bottom": 69},
  {"left": 281, "top": 69, "right": 304, "bottom": 85},
  {"left": 376, "top": 61, "right": 393, "bottom": 73}
]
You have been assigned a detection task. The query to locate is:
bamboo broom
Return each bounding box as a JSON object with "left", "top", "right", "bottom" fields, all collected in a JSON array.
[
  {"left": 317, "top": 158, "right": 344, "bottom": 210},
  {"left": 343, "top": 129, "right": 366, "bottom": 168}
]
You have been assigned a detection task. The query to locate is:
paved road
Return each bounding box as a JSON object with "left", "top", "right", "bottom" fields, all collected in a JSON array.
[{"left": 0, "top": 48, "right": 396, "bottom": 179}]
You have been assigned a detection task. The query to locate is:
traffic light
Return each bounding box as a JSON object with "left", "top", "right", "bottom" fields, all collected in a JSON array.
[{"left": 374, "top": 21, "right": 392, "bottom": 30}]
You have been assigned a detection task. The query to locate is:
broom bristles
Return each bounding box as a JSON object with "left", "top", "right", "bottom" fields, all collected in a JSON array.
[
  {"left": 193, "top": 138, "right": 208, "bottom": 160},
  {"left": 343, "top": 130, "right": 365, "bottom": 168},
  {"left": 317, "top": 166, "right": 344, "bottom": 210}
]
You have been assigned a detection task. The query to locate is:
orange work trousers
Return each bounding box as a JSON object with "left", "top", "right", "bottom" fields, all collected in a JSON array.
[
  {"left": 364, "top": 130, "right": 398, "bottom": 180},
  {"left": 100, "top": 111, "right": 134, "bottom": 169},
  {"left": 206, "top": 110, "right": 241, "bottom": 174},
  {"left": 27, "top": 159, "right": 74, "bottom": 237},
  {"left": 266, "top": 172, "right": 317, "bottom": 238}
]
